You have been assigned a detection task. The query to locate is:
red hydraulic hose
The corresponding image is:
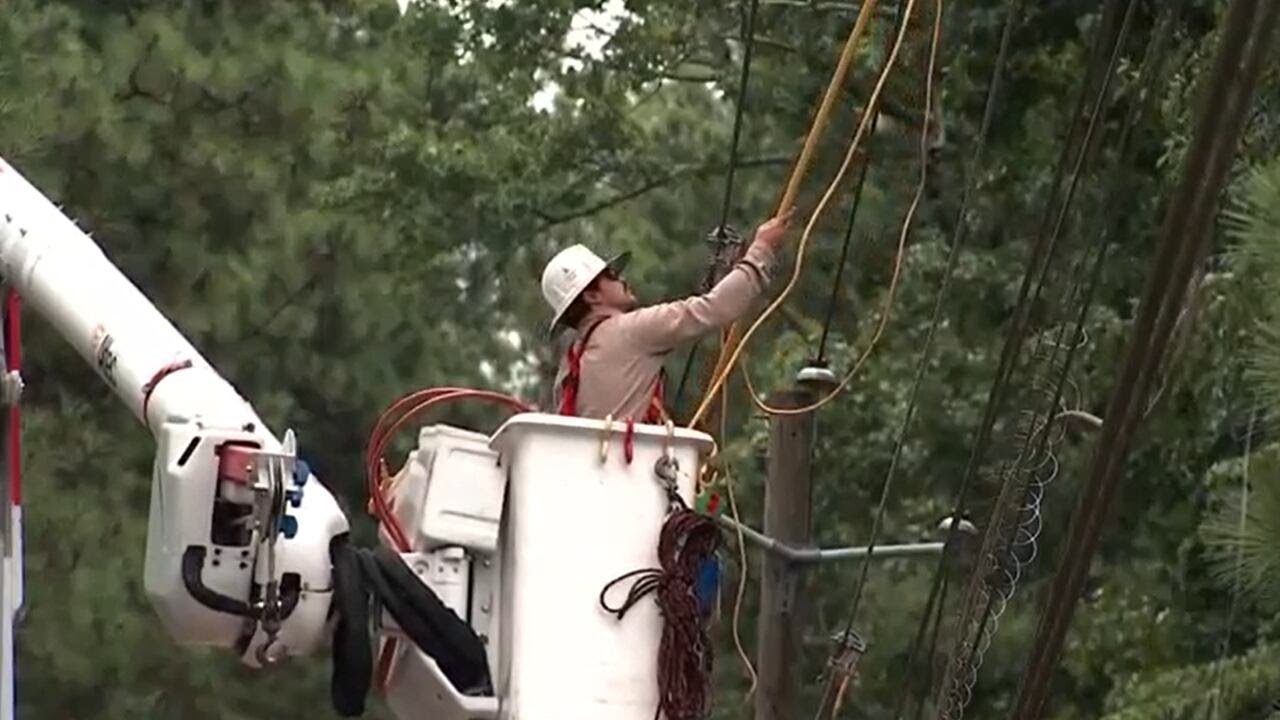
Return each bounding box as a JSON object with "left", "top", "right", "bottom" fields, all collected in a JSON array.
[{"left": 363, "top": 386, "right": 531, "bottom": 693}]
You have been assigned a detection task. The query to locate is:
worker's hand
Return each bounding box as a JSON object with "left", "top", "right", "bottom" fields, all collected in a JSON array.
[{"left": 753, "top": 206, "right": 797, "bottom": 250}]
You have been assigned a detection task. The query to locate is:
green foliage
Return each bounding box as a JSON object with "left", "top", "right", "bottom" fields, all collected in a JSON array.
[
  {"left": 1226, "top": 158, "right": 1280, "bottom": 416},
  {"left": 1201, "top": 451, "right": 1280, "bottom": 613},
  {"left": 1102, "top": 643, "right": 1280, "bottom": 720},
  {"left": 0, "top": 0, "right": 1277, "bottom": 718}
]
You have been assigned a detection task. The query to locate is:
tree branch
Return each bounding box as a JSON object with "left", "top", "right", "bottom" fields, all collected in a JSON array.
[
  {"left": 656, "top": 72, "right": 723, "bottom": 83},
  {"left": 535, "top": 153, "right": 793, "bottom": 231},
  {"left": 758, "top": 0, "right": 891, "bottom": 13}
]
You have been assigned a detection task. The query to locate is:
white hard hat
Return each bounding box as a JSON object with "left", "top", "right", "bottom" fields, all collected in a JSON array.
[{"left": 541, "top": 244, "right": 630, "bottom": 332}]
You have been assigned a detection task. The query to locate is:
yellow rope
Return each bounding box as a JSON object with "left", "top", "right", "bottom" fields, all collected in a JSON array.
[
  {"left": 688, "top": 0, "right": 925, "bottom": 428},
  {"left": 694, "top": 0, "right": 881, "bottom": 428},
  {"left": 776, "top": 0, "right": 883, "bottom": 214},
  {"left": 723, "top": 466, "right": 757, "bottom": 697},
  {"left": 743, "top": 0, "right": 944, "bottom": 417}
]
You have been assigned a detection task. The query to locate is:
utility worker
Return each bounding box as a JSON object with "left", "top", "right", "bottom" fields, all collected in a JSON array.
[{"left": 543, "top": 209, "right": 795, "bottom": 424}]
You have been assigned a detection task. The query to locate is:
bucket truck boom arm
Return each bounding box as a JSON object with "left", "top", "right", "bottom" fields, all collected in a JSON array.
[{"left": 0, "top": 155, "right": 350, "bottom": 667}]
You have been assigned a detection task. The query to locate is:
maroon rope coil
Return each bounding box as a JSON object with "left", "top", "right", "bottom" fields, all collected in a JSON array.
[{"left": 601, "top": 507, "right": 723, "bottom": 720}]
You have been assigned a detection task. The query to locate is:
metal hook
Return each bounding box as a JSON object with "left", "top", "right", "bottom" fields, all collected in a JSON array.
[{"left": 255, "top": 636, "right": 283, "bottom": 666}]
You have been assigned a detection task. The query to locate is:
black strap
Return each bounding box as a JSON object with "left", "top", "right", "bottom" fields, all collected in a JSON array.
[
  {"left": 326, "top": 542, "right": 493, "bottom": 716},
  {"left": 358, "top": 546, "right": 493, "bottom": 694},
  {"left": 329, "top": 535, "right": 372, "bottom": 717}
]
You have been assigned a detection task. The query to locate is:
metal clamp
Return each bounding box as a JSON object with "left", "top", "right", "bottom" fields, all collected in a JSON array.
[
  {"left": 653, "top": 454, "right": 682, "bottom": 511},
  {"left": 827, "top": 628, "right": 868, "bottom": 673},
  {"left": 248, "top": 430, "right": 302, "bottom": 665},
  {"left": 701, "top": 225, "right": 746, "bottom": 291}
]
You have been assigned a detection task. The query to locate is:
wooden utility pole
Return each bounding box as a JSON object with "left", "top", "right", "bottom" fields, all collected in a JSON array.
[{"left": 755, "top": 387, "right": 816, "bottom": 720}]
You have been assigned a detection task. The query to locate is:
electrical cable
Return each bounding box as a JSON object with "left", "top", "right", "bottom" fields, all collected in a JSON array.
[
  {"left": 815, "top": 156, "right": 869, "bottom": 365},
  {"left": 948, "top": 7, "right": 1184, "bottom": 702},
  {"left": 879, "top": 0, "right": 1019, "bottom": 715},
  {"left": 1009, "top": 0, "right": 1280, "bottom": 714},
  {"left": 880, "top": 0, "right": 1135, "bottom": 711},
  {"left": 931, "top": 2, "right": 1146, "bottom": 715},
  {"left": 672, "top": 0, "right": 763, "bottom": 414},
  {"left": 718, "top": 0, "right": 763, "bottom": 234}
]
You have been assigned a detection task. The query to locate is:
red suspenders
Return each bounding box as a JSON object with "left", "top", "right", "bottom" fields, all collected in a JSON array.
[{"left": 558, "top": 318, "right": 666, "bottom": 424}]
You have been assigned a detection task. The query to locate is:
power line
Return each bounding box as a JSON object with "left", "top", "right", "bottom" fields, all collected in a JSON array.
[
  {"left": 1009, "top": 2, "right": 1280, "bottom": 715},
  {"left": 717, "top": 0, "right": 763, "bottom": 234},
  {"left": 671, "top": 0, "right": 762, "bottom": 413},
  {"left": 934, "top": 4, "right": 1142, "bottom": 715}
]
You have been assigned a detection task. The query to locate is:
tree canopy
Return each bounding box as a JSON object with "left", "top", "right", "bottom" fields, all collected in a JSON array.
[{"left": 2, "top": 0, "right": 1279, "bottom": 718}]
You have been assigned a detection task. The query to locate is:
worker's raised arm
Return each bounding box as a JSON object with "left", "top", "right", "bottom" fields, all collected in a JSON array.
[{"left": 620, "top": 210, "right": 794, "bottom": 353}]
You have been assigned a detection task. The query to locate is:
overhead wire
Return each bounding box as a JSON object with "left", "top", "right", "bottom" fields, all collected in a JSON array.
[
  {"left": 879, "top": 0, "right": 1146, "bottom": 712},
  {"left": 812, "top": 4, "right": 946, "bottom": 716},
  {"left": 827, "top": 0, "right": 947, "bottom": 634},
  {"left": 1010, "top": 3, "right": 1280, "bottom": 713},
  {"left": 927, "top": 2, "right": 1149, "bottom": 717},
  {"left": 717, "top": 0, "right": 762, "bottom": 234},
  {"left": 880, "top": 0, "right": 1121, "bottom": 707},
  {"left": 815, "top": 157, "right": 870, "bottom": 365},
  {"left": 672, "top": 0, "right": 763, "bottom": 412},
  {"left": 936, "top": 0, "right": 1142, "bottom": 711},
  {"left": 689, "top": 0, "right": 923, "bottom": 426}
]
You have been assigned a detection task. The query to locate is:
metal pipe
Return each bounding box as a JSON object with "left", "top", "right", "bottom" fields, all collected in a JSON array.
[{"left": 716, "top": 515, "right": 945, "bottom": 563}]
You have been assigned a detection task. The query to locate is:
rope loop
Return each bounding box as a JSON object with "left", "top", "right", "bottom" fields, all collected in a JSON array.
[
  {"left": 599, "top": 507, "right": 724, "bottom": 720},
  {"left": 599, "top": 414, "right": 614, "bottom": 464}
]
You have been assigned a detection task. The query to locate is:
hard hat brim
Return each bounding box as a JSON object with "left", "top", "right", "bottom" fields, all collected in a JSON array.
[{"left": 548, "top": 250, "right": 631, "bottom": 335}]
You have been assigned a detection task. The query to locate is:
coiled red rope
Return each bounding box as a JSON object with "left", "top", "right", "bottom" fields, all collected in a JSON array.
[
  {"left": 362, "top": 386, "right": 532, "bottom": 691},
  {"left": 601, "top": 505, "right": 722, "bottom": 720}
]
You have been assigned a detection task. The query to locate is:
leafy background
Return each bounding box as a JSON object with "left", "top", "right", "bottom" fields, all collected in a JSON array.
[{"left": 2, "top": 0, "right": 1279, "bottom": 717}]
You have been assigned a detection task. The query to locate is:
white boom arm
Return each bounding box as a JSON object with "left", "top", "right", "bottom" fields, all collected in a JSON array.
[
  {"left": 0, "top": 155, "right": 722, "bottom": 720},
  {"left": 0, "top": 156, "right": 350, "bottom": 666}
]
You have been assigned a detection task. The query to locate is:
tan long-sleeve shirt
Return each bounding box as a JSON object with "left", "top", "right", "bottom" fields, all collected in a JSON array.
[{"left": 554, "top": 242, "right": 777, "bottom": 421}]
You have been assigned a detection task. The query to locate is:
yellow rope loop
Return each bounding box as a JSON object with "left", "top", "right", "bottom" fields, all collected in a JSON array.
[
  {"left": 663, "top": 417, "right": 676, "bottom": 463},
  {"left": 720, "top": 464, "right": 758, "bottom": 697},
  {"left": 598, "top": 413, "right": 615, "bottom": 464},
  {"left": 687, "top": 0, "right": 927, "bottom": 429}
]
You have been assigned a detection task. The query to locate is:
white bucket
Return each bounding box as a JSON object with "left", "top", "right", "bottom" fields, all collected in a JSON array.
[{"left": 490, "top": 413, "right": 715, "bottom": 720}]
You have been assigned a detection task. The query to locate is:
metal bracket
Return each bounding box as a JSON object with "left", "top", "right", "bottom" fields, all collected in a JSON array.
[{"left": 248, "top": 429, "right": 301, "bottom": 665}]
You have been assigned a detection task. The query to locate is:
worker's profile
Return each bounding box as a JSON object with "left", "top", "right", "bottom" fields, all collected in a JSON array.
[{"left": 544, "top": 208, "right": 795, "bottom": 423}]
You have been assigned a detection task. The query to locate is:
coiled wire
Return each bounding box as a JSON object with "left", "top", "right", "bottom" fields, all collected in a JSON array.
[{"left": 938, "top": 324, "right": 1084, "bottom": 719}]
